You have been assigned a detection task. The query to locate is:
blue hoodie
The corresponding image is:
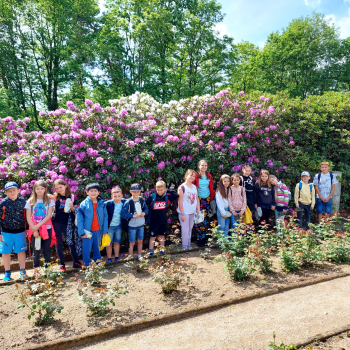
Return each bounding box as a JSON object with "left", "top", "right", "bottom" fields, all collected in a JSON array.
[
  {"left": 77, "top": 197, "right": 108, "bottom": 236},
  {"left": 106, "top": 198, "right": 127, "bottom": 228}
]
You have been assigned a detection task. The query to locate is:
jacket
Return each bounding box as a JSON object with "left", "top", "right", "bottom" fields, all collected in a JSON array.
[
  {"left": 0, "top": 196, "right": 27, "bottom": 234},
  {"left": 215, "top": 190, "right": 229, "bottom": 217},
  {"left": 28, "top": 217, "right": 57, "bottom": 247},
  {"left": 106, "top": 199, "right": 127, "bottom": 228},
  {"left": 121, "top": 198, "right": 149, "bottom": 227},
  {"left": 193, "top": 172, "right": 215, "bottom": 200},
  {"left": 77, "top": 197, "right": 108, "bottom": 236}
]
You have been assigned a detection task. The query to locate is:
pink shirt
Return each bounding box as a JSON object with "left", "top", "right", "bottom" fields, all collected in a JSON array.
[{"left": 228, "top": 186, "right": 247, "bottom": 214}]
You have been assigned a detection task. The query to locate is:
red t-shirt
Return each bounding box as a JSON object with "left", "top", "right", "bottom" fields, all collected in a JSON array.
[{"left": 91, "top": 203, "right": 100, "bottom": 231}]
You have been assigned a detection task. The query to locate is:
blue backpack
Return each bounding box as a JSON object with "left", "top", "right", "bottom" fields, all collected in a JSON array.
[
  {"left": 298, "top": 182, "right": 313, "bottom": 193},
  {"left": 147, "top": 192, "right": 169, "bottom": 225}
]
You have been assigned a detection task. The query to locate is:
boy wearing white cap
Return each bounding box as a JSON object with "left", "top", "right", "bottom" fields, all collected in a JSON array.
[{"left": 294, "top": 171, "right": 315, "bottom": 230}]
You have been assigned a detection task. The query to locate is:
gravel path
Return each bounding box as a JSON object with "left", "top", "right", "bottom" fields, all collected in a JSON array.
[{"left": 73, "top": 276, "right": 350, "bottom": 350}]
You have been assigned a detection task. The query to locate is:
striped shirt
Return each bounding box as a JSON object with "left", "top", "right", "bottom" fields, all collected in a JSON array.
[{"left": 275, "top": 181, "right": 290, "bottom": 209}]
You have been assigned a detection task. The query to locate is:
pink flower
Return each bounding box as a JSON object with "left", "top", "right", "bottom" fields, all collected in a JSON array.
[
  {"left": 208, "top": 140, "right": 214, "bottom": 145},
  {"left": 189, "top": 135, "right": 197, "bottom": 142},
  {"left": 157, "top": 161, "right": 165, "bottom": 170},
  {"left": 239, "top": 91, "right": 245, "bottom": 96},
  {"left": 59, "top": 165, "right": 67, "bottom": 173},
  {"left": 285, "top": 130, "right": 289, "bottom": 135},
  {"left": 96, "top": 157, "right": 104, "bottom": 164},
  {"left": 268, "top": 106, "right": 275, "bottom": 114},
  {"left": 18, "top": 170, "right": 26, "bottom": 177}
]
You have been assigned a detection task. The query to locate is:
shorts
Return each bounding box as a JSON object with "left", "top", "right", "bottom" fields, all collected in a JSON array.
[
  {"left": 150, "top": 224, "right": 167, "bottom": 237},
  {"left": 0, "top": 231, "right": 27, "bottom": 254},
  {"left": 107, "top": 225, "right": 122, "bottom": 244},
  {"left": 316, "top": 198, "right": 332, "bottom": 214},
  {"left": 129, "top": 226, "right": 144, "bottom": 243}
]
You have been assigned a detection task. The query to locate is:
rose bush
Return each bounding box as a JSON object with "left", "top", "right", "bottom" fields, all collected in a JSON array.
[{"left": 0, "top": 90, "right": 294, "bottom": 200}]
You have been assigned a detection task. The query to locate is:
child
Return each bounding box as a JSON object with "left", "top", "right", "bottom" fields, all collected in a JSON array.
[
  {"left": 0, "top": 182, "right": 28, "bottom": 281},
  {"left": 228, "top": 173, "right": 247, "bottom": 230},
  {"left": 177, "top": 169, "right": 200, "bottom": 250},
  {"left": 121, "top": 183, "right": 148, "bottom": 259},
  {"left": 295, "top": 171, "right": 315, "bottom": 230},
  {"left": 253, "top": 169, "right": 276, "bottom": 228},
  {"left": 239, "top": 164, "right": 254, "bottom": 215},
  {"left": 313, "top": 161, "right": 338, "bottom": 223},
  {"left": 146, "top": 181, "right": 179, "bottom": 256},
  {"left": 106, "top": 187, "right": 126, "bottom": 263},
  {"left": 51, "top": 179, "right": 82, "bottom": 271},
  {"left": 215, "top": 175, "right": 232, "bottom": 237},
  {"left": 269, "top": 175, "right": 290, "bottom": 232},
  {"left": 26, "top": 180, "right": 56, "bottom": 272},
  {"left": 77, "top": 183, "right": 108, "bottom": 266}
]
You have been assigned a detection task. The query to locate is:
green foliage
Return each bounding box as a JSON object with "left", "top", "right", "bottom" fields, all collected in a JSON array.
[
  {"left": 222, "top": 253, "right": 255, "bottom": 281},
  {"left": 81, "top": 260, "right": 107, "bottom": 285},
  {"left": 266, "top": 332, "right": 297, "bottom": 350}
]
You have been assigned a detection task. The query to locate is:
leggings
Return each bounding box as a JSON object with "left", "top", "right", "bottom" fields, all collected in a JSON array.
[
  {"left": 32, "top": 229, "right": 52, "bottom": 268},
  {"left": 259, "top": 208, "right": 272, "bottom": 228},
  {"left": 195, "top": 196, "right": 210, "bottom": 246},
  {"left": 179, "top": 213, "right": 195, "bottom": 249}
]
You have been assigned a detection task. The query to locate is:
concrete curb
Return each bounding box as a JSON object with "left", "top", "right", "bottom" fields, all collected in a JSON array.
[{"left": 19, "top": 272, "right": 350, "bottom": 350}]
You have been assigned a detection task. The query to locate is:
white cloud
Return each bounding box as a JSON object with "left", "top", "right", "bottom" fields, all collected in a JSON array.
[
  {"left": 258, "top": 41, "right": 266, "bottom": 49},
  {"left": 326, "top": 8, "right": 350, "bottom": 39},
  {"left": 304, "top": 0, "right": 321, "bottom": 7},
  {"left": 214, "top": 24, "right": 231, "bottom": 38}
]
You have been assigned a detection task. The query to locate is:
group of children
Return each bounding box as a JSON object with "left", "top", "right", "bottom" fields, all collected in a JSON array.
[{"left": 0, "top": 161, "right": 338, "bottom": 280}]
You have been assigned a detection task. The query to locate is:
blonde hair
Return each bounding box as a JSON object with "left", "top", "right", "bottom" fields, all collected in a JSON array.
[
  {"left": 231, "top": 173, "right": 241, "bottom": 181},
  {"left": 241, "top": 164, "right": 252, "bottom": 173},
  {"left": 320, "top": 161, "right": 330, "bottom": 167},
  {"left": 111, "top": 187, "right": 122, "bottom": 194},
  {"left": 269, "top": 175, "right": 277, "bottom": 180},
  {"left": 257, "top": 169, "right": 272, "bottom": 188},
  {"left": 184, "top": 169, "right": 196, "bottom": 181},
  {"left": 29, "top": 180, "right": 49, "bottom": 207},
  {"left": 156, "top": 181, "right": 167, "bottom": 188}
]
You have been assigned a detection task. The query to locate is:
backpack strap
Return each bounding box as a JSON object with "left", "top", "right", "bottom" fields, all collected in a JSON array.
[
  {"left": 2, "top": 206, "right": 5, "bottom": 220},
  {"left": 330, "top": 172, "right": 333, "bottom": 185},
  {"left": 181, "top": 185, "right": 185, "bottom": 194},
  {"left": 165, "top": 194, "right": 169, "bottom": 209},
  {"left": 150, "top": 193, "right": 156, "bottom": 210},
  {"left": 309, "top": 184, "right": 313, "bottom": 192},
  {"left": 318, "top": 173, "right": 321, "bottom": 184}
]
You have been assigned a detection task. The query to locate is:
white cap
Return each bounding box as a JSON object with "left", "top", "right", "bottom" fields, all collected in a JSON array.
[{"left": 301, "top": 171, "right": 310, "bottom": 177}]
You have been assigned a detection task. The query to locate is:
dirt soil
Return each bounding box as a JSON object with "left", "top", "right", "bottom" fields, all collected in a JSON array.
[
  {"left": 305, "top": 331, "right": 350, "bottom": 349},
  {"left": 1, "top": 248, "right": 350, "bottom": 349}
]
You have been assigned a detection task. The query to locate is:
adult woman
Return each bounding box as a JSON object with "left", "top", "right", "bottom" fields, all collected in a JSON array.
[{"left": 193, "top": 159, "right": 215, "bottom": 246}]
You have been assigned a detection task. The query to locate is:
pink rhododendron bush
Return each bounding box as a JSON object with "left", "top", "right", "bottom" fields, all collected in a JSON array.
[{"left": 0, "top": 90, "right": 295, "bottom": 199}]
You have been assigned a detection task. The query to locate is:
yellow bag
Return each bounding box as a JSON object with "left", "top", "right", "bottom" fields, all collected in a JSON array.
[
  {"left": 242, "top": 206, "right": 253, "bottom": 224},
  {"left": 99, "top": 234, "right": 111, "bottom": 251}
]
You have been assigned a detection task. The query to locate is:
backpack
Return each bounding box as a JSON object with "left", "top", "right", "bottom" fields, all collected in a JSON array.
[
  {"left": 121, "top": 198, "right": 146, "bottom": 232},
  {"left": 173, "top": 185, "right": 186, "bottom": 214},
  {"left": 317, "top": 172, "right": 334, "bottom": 185},
  {"left": 147, "top": 192, "right": 169, "bottom": 225},
  {"left": 298, "top": 182, "right": 313, "bottom": 198}
]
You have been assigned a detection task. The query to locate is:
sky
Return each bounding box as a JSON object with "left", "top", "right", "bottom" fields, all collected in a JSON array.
[{"left": 215, "top": 0, "right": 350, "bottom": 47}]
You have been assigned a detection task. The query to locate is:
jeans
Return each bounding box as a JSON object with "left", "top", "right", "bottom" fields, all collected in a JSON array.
[
  {"left": 217, "top": 208, "right": 230, "bottom": 237},
  {"left": 128, "top": 226, "right": 144, "bottom": 243},
  {"left": 275, "top": 210, "right": 285, "bottom": 233},
  {"left": 316, "top": 198, "right": 332, "bottom": 214},
  {"left": 230, "top": 211, "right": 242, "bottom": 231},
  {"left": 52, "top": 222, "right": 79, "bottom": 265},
  {"left": 179, "top": 213, "right": 195, "bottom": 249},
  {"left": 32, "top": 229, "right": 52, "bottom": 268},
  {"left": 82, "top": 229, "right": 101, "bottom": 266},
  {"left": 108, "top": 225, "right": 122, "bottom": 243},
  {"left": 297, "top": 203, "right": 311, "bottom": 230}
]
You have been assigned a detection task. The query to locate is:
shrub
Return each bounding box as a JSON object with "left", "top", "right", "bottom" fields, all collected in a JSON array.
[
  {"left": 222, "top": 252, "right": 255, "bottom": 281},
  {"left": 82, "top": 260, "right": 107, "bottom": 285}
]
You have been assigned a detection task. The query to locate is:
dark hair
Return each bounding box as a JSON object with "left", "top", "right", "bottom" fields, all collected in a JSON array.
[
  {"left": 216, "top": 175, "right": 231, "bottom": 199},
  {"left": 85, "top": 183, "right": 101, "bottom": 192},
  {"left": 197, "top": 159, "right": 209, "bottom": 179},
  {"left": 53, "top": 179, "right": 72, "bottom": 201}
]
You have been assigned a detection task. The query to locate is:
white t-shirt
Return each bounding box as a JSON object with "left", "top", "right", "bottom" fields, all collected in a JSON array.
[
  {"left": 313, "top": 173, "right": 338, "bottom": 199},
  {"left": 25, "top": 199, "right": 55, "bottom": 228},
  {"left": 177, "top": 184, "right": 198, "bottom": 215}
]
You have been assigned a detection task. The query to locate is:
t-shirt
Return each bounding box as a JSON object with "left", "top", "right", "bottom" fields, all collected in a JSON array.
[
  {"left": 110, "top": 202, "right": 123, "bottom": 227},
  {"left": 91, "top": 203, "right": 100, "bottom": 231},
  {"left": 177, "top": 184, "right": 198, "bottom": 215},
  {"left": 52, "top": 195, "right": 77, "bottom": 225},
  {"left": 313, "top": 173, "right": 338, "bottom": 199},
  {"left": 239, "top": 176, "right": 254, "bottom": 195},
  {"left": 25, "top": 199, "right": 55, "bottom": 229},
  {"left": 146, "top": 191, "right": 179, "bottom": 226},
  {"left": 198, "top": 176, "right": 210, "bottom": 199}
]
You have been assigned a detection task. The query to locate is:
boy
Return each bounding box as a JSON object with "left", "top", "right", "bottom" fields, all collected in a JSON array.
[
  {"left": 146, "top": 181, "right": 179, "bottom": 256},
  {"left": 295, "top": 171, "right": 315, "bottom": 230},
  {"left": 313, "top": 162, "right": 338, "bottom": 223},
  {"left": 269, "top": 175, "right": 290, "bottom": 232},
  {"left": 121, "top": 183, "right": 148, "bottom": 259},
  {"left": 0, "top": 182, "right": 28, "bottom": 281},
  {"left": 106, "top": 187, "right": 126, "bottom": 263},
  {"left": 77, "top": 183, "right": 108, "bottom": 266}
]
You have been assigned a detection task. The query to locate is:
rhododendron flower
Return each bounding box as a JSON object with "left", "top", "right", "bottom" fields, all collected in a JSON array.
[
  {"left": 189, "top": 135, "right": 197, "bottom": 142},
  {"left": 59, "top": 165, "right": 67, "bottom": 173},
  {"left": 285, "top": 130, "right": 290, "bottom": 135},
  {"left": 18, "top": 170, "right": 26, "bottom": 177},
  {"left": 239, "top": 91, "right": 245, "bottom": 96},
  {"left": 157, "top": 161, "right": 165, "bottom": 170},
  {"left": 268, "top": 106, "right": 275, "bottom": 114},
  {"left": 112, "top": 165, "right": 118, "bottom": 171},
  {"left": 96, "top": 157, "right": 104, "bottom": 164},
  {"left": 85, "top": 99, "right": 93, "bottom": 106}
]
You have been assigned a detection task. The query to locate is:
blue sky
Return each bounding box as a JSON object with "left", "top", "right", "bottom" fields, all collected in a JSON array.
[{"left": 215, "top": 0, "right": 350, "bottom": 47}]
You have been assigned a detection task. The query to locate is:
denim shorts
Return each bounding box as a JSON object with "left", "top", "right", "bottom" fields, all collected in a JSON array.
[
  {"left": 0, "top": 231, "right": 27, "bottom": 254},
  {"left": 129, "top": 225, "right": 144, "bottom": 243},
  {"left": 107, "top": 225, "right": 122, "bottom": 244},
  {"left": 316, "top": 198, "right": 332, "bottom": 214}
]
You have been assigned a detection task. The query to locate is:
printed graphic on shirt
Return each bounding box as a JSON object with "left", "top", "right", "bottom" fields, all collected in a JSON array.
[
  {"left": 33, "top": 203, "right": 47, "bottom": 223},
  {"left": 262, "top": 188, "right": 272, "bottom": 196},
  {"left": 242, "top": 177, "right": 253, "bottom": 192},
  {"left": 186, "top": 192, "right": 196, "bottom": 205},
  {"left": 59, "top": 199, "right": 66, "bottom": 209},
  {"left": 152, "top": 200, "right": 170, "bottom": 210}
]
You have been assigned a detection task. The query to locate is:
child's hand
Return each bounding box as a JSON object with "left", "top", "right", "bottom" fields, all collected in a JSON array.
[
  {"left": 282, "top": 209, "right": 287, "bottom": 215},
  {"left": 33, "top": 231, "right": 39, "bottom": 238},
  {"left": 0, "top": 234, "right": 3, "bottom": 241},
  {"left": 311, "top": 205, "right": 314, "bottom": 210},
  {"left": 47, "top": 194, "right": 55, "bottom": 199},
  {"left": 33, "top": 224, "right": 40, "bottom": 231},
  {"left": 69, "top": 201, "right": 74, "bottom": 211},
  {"left": 222, "top": 215, "right": 227, "bottom": 219},
  {"left": 271, "top": 206, "right": 276, "bottom": 211},
  {"left": 254, "top": 204, "right": 258, "bottom": 210},
  {"left": 181, "top": 215, "right": 186, "bottom": 222},
  {"left": 233, "top": 212, "right": 239, "bottom": 216},
  {"left": 81, "top": 235, "right": 87, "bottom": 239},
  {"left": 140, "top": 212, "right": 146, "bottom": 217},
  {"left": 324, "top": 197, "right": 330, "bottom": 203},
  {"left": 133, "top": 214, "right": 140, "bottom": 218},
  {"left": 295, "top": 203, "right": 299, "bottom": 209}
]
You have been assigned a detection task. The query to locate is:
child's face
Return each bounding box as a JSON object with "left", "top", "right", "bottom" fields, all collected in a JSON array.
[
  {"left": 260, "top": 174, "right": 269, "bottom": 183},
  {"left": 301, "top": 175, "right": 310, "bottom": 183},
  {"left": 242, "top": 167, "right": 252, "bottom": 176},
  {"left": 112, "top": 191, "right": 123, "bottom": 203},
  {"left": 321, "top": 164, "right": 329, "bottom": 173},
  {"left": 156, "top": 186, "right": 167, "bottom": 196},
  {"left": 35, "top": 186, "right": 47, "bottom": 197},
  {"left": 222, "top": 178, "right": 231, "bottom": 188},
  {"left": 199, "top": 161, "right": 208, "bottom": 173},
  {"left": 270, "top": 178, "right": 278, "bottom": 186},
  {"left": 232, "top": 177, "right": 240, "bottom": 186},
  {"left": 130, "top": 190, "right": 141, "bottom": 198},
  {"left": 87, "top": 188, "right": 100, "bottom": 200},
  {"left": 55, "top": 184, "right": 67, "bottom": 196},
  {"left": 6, "top": 188, "right": 20, "bottom": 201},
  {"left": 186, "top": 172, "right": 196, "bottom": 183}
]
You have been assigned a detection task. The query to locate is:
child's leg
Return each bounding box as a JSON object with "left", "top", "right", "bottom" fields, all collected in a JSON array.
[
  {"left": 137, "top": 239, "right": 143, "bottom": 255},
  {"left": 158, "top": 235, "right": 165, "bottom": 247},
  {"left": 106, "top": 244, "right": 113, "bottom": 259},
  {"left": 223, "top": 217, "right": 230, "bottom": 237},
  {"left": 32, "top": 235, "right": 41, "bottom": 268},
  {"left": 82, "top": 236, "right": 93, "bottom": 266},
  {"left": 52, "top": 222, "right": 65, "bottom": 266},
  {"left": 42, "top": 229, "right": 52, "bottom": 266},
  {"left": 304, "top": 204, "right": 311, "bottom": 230},
  {"left": 297, "top": 209, "right": 303, "bottom": 228},
  {"left": 2, "top": 254, "right": 11, "bottom": 271},
  {"left": 113, "top": 243, "right": 120, "bottom": 258},
  {"left": 114, "top": 226, "right": 121, "bottom": 258},
  {"left": 149, "top": 237, "right": 156, "bottom": 250},
  {"left": 259, "top": 208, "right": 271, "bottom": 226},
  {"left": 129, "top": 242, "right": 135, "bottom": 256},
  {"left": 316, "top": 198, "right": 324, "bottom": 223},
  {"left": 69, "top": 239, "right": 79, "bottom": 264},
  {"left": 91, "top": 230, "right": 101, "bottom": 262},
  {"left": 17, "top": 252, "right": 26, "bottom": 270},
  {"left": 187, "top": 213, "right": 195, "bottom": 247},
  {"left": 128, "top": 226, "right": 136, "bottom": 256},
  {"left": 136, "top": 226, "right": 144, "bottom": 256},
  {"left": 179, "top": 214, "right": 189, "bottom": 249}
]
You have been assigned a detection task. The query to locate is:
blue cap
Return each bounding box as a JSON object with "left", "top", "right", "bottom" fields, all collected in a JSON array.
[
  {"left": 130, "top": 183, "right": 141, "bottom": 191},
  {"left": 4, "top": 182, "right": 19, "bottom": 191}
]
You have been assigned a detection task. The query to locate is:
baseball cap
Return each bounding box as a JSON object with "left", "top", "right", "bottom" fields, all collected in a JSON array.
[
  {"left": 130, "top": 183, "right": 141, "bottom": 191},
  {"left": 4, "top": 182, "right": 19, "bottom": 191},
  {"left": 301, "top": 171, "right": 310, "bottom": 177}
]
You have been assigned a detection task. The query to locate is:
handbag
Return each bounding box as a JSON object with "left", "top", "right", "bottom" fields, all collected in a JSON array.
[
  {"left": 194, "top": 210, "right": 205, "bottom": 224},
  {"left": 242, "top": 206, "right": 253, "bottom": 224},
  {"left": 99, "top": 234, "right": 111, "bottom": 251}
]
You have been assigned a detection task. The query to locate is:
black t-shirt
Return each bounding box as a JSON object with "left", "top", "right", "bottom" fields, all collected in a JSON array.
[
  {"left": 52, "top": 196, "right": 77, "bottom": 225},
  {"left": 146, "top": 191, "right": 179, "bottom": 227},
  {"left": 239, "top": 175, "right": 254, "bottom": 196}
]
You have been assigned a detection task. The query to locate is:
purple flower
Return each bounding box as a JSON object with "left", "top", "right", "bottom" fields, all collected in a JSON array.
[
  {"left": 268, "top": 106, "right": 275, "bottom": 114},
  {"left": 285, "top": 129, "right": 290, "bottom": 135},
  {"left": 96, "top": 157, "right": 104, "bottom": 164},
  {"left": 59, "top": 165, "right": 67, "bottom": 173},
  {"left": 239, "top": 91, "right": 245, "bottom": 96},
  {"left": 18, "top": 170, "right": 26, "bottom": 177},
  {"left": 157, "top": 161, "right": 166, "bottom": 170},
  {"left": 85, "top": 99, "right": 93, "bottom": 106}
]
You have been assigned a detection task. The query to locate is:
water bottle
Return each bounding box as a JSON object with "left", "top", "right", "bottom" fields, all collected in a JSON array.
[
  {"left": 64, "top": 198, "right": 72, "bottom": 213},
  {"left": 35, "top": 237, "right": 41, "bottom": 250}
]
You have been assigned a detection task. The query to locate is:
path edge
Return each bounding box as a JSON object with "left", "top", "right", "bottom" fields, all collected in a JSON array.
[{"left": 21, "top": 272, "right": 350, "bottom": 350}]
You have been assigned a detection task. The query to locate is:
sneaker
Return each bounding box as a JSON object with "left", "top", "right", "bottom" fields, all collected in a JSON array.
[
  {"left": 3, "top": 271, "right": 11, "bottom": 282},
  {"left": 73, "top": 262, "right": 83, "bottom": 269},
  {"left": 114, "top": 257, "right": 120, "bottom": 262},
  {"left": 187, "top": 246, "right": 193, "bottom": 251},
  {"left": 149, "top": 251, "right": 154, "bottom": 256},
  {"left": 160, "top": 251, "right": 165, "bottom": 255},
  {"left": 106, "top": 258, "right": 112, "bottom": 263},
  {"left": 137, "top": 255, "right": 142, "bottom": 259},
  {"left": 20, "top": 270, "right": 27, "bottom": 279},
  {"left": 60, "top": 265, "right": 66, "bottom": 272}
]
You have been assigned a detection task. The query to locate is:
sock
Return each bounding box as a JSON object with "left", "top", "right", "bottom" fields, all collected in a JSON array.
[
  {"left": 20, "top": 268, "right": 25, "bottom": 272},
  {"left": 5, "top": 270, "right": 11, "bottom": 274}
]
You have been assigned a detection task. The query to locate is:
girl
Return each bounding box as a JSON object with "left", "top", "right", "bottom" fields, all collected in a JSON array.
[
  {"left": 51, "top": 179, "right": 82, "bottom": 271},
  {"left": 193, "top": 159, "right": 215, "bottom": 247},
  {"left": 228, "top": 173, "right": 247, "bottom": 230},
  {"left": 25, "top": 180, "right": 56, "bottom": 271},
  {"left": 177, "top": 169, "right": 200, "bottom": 251},
  {"left": 253, "top": 169, "right": 276, "bottom": 228},
  {"left": 239, "top": 164, "right": 255, "bottom": 215},
  {"left": 215, "top": 175, "right": 232, "bottom": 237}
]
